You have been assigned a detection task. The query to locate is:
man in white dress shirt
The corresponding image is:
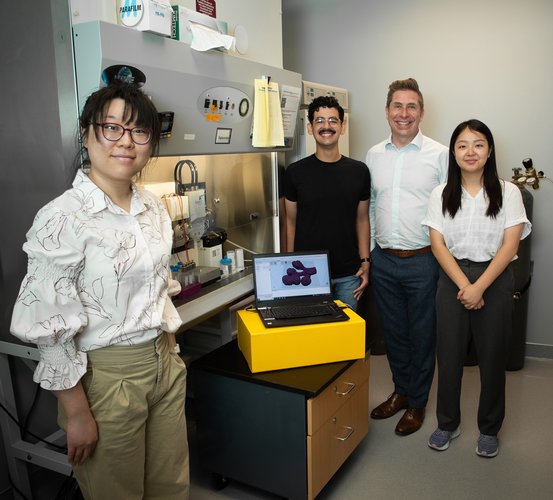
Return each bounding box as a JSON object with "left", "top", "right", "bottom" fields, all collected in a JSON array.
[{"left": 366, "top": 78, "right": 448, "bottom": 435}]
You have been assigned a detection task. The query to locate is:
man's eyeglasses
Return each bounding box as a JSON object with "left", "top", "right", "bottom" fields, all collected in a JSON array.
[
  {"left": 94, "top": 123, "right": 152, "bottom": 145},
  {"left": 313, "top": 117, "right": 341, "bottom": 126}
]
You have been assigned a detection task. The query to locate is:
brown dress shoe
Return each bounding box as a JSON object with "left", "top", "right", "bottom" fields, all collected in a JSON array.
[
  {"left": 370, "top": 393, "right": 409, "bottom": 419},
  {"left": 395, "top": 408, "right": 425, "bottom": 436}
]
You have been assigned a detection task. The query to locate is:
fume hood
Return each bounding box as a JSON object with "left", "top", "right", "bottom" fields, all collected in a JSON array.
[{"left": 73, "top": 21, "right": 302, "bottom": 156}]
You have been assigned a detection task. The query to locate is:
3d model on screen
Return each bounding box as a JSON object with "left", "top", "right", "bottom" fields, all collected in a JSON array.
[{"left": 282, "top": 260, "right": 318, "bottom": 286}]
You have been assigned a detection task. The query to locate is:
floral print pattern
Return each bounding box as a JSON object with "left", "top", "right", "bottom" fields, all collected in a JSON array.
[{"left": 10, "top": 171, "right": 183, "bottom": 390}]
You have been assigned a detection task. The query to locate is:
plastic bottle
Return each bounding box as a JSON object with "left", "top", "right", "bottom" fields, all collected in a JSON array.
[
  {"left": 226, "top": 251, "right": 236, "bottom": 274},
  {"left": 219, "top": 257, "right": 232, "bottom": 277},
  {"left": 170, "top": 264, "right": 181, "bottom": 282},
  {"left": 235, "top": 248, "right": 245, "bottom": 271}
]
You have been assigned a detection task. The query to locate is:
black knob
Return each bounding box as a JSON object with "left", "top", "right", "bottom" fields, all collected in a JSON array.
[{"left": 522, "top": 157, "right": 533, "bottom": 169}]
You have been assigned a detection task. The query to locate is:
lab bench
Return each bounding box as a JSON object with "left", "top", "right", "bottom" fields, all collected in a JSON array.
[
  {"left": 174, "top": 268, "right": 254, "bottom": 361},
  {"left": 191, "top": 340, "right": 370, "bottom": 500}
]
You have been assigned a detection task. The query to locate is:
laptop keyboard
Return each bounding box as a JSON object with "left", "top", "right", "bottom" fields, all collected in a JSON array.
[{"left": 268, "top": 304, "right": 334, "bottom": 319}]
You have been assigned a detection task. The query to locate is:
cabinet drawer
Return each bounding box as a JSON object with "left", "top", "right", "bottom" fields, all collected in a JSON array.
[
  {"left": 307, "top": 356, "right": 370, "bottom": 435},
  {"left": 307, "top": 380, "right": 369, "bottom": 499}
]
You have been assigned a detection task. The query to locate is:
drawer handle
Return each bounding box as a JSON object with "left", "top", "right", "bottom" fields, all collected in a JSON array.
[
  {"left": 334, "top": 426, "right": 354, "bottom": 441},
  {"left": 333, "top": 382, "right": 355, "bottom": 396}
]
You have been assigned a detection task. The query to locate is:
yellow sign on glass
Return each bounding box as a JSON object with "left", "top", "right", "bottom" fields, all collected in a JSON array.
[{"left": 252, "top": 78, "right": 285, "bottom": 147}]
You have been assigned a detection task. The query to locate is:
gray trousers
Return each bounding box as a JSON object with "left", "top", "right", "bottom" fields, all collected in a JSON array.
[{"left": 436, "top": 260, "right": 513, "bottom": 436}]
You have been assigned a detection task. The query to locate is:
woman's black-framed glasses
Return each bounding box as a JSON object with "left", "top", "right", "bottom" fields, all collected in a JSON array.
[{"left": 94, "top": 122, "right": 152, "bottom": 145}]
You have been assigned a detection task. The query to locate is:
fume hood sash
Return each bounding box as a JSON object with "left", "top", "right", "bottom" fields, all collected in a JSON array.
[{"left": 73, "top": 21, "right": 302, "bottom": 156}]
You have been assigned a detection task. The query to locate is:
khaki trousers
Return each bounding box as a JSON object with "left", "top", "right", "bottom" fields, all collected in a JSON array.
[{"left": 59, "top": 334, "right": 189, "bottom": 499}]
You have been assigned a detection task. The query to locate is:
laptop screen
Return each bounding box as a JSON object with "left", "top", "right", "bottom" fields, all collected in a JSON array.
[{"left": 252, "top": 251, "right": 332, "bottom": 303}]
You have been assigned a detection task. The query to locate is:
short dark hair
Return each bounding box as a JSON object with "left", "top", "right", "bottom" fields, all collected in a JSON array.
[
  {"left": 77, "top": 81, "right": 161, "bottom": 170},
  {"left": 307, "top": 95, "right": 344, "bottom": 123},
  {"left": 386, "top": 78, "right": 424, "bottom": 111}
]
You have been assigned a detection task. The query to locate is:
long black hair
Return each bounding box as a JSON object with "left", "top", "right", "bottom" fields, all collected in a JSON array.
[
  {"left": 76, "top": 80, "right": 161, "bottom": 172},
  {"left": 442, "top": 119, "right": 502, "bottom": 219}
]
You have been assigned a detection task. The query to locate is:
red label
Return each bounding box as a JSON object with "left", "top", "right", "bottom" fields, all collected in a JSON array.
[{"left": 196, "top": 0, "right": 216, "bottom": 18}]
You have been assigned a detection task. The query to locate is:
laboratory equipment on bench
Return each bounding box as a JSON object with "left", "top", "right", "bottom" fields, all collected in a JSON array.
[
  {"left": 173, "top": 159, "right": 226, "bottom": 286},
  {"left": 199, "top": 230, "right": 227, "bottom": 267},
  {"left": 198, "top": 230, "right": 229, "bottom": 285},
  {"left": 174, "top": 159, "right": 207, "bottom": 225},
  {"left": 172, "top": 158, "right": 207, "bottom": 253},
  {"left": 171, "top": 261, "right": 201, "bottom": 300}
]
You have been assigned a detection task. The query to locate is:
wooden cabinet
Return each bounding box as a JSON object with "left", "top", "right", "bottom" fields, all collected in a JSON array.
[
  {"left": 192, "top": 340, "right": 369, "bottom": 499},
  {"left": 308, "top": 359, "right": 370, "bottom": 498}
]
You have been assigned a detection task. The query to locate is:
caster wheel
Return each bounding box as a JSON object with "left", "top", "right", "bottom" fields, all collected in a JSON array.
[{"left": 212, "top": 473, "right": 230, "bottom": 490}]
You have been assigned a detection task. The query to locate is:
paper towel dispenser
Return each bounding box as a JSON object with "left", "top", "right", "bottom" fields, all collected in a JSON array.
[{"left": 73, "top": 21, "right": 302, "bottom": 156}]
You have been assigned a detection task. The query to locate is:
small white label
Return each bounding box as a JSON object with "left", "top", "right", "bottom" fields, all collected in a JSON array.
[
  {"left": 184, "top": 134, "right": 196, "bottom": 141},
  {"left": 119, "top": 0, "right": 144, "bottom": 27},
  {"left": 215, "top": 128, "right": 232, "bottom": 144}
]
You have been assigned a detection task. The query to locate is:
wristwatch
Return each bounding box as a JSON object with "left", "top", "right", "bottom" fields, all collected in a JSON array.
[{"left": 360, "top": 257, "right": 371, "bottom": 263}]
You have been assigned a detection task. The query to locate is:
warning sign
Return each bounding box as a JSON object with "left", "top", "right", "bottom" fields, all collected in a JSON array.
[{"left": 196, "top": 0, "right": 216, "bottom": 18}]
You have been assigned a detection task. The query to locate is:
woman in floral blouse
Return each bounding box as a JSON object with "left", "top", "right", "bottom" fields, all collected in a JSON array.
[{"left": 11, "top": 81, "right": 189, "bottom": 499}]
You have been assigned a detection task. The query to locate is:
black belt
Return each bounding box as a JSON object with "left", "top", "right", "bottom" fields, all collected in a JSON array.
[{"left": 382, "top": 246, "right": 432, "bottom": 258}]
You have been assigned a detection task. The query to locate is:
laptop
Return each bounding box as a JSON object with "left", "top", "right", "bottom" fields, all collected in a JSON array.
[{"left": 251, "top": 251, "right": 350, "bottom": 328}]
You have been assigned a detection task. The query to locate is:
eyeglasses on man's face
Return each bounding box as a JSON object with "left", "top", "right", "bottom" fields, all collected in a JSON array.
[
  {"left": 94, "top": 122, "right": 152, "bottom": 145},
  {"left": 313, "top": 116, "right": 341, "bottom": 126}
]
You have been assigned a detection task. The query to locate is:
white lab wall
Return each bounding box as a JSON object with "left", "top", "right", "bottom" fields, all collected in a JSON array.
[
  {"left": 282, "top": 0, "right": 553, "bottom": 357},
  {"left": 172, "top": 0, "right": 283, "bottom": 67}
]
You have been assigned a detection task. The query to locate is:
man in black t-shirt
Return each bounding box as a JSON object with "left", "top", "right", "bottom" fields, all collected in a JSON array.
[{"left": 283, "top": 96, "right": 371, "bottom": 310}]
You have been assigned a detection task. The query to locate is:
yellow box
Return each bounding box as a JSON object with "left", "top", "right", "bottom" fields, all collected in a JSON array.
[{"left": 237, "top": 306, "right": 365, "bottom": 373}]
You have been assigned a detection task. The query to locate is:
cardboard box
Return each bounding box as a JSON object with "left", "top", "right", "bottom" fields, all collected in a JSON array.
[
  {"left": 237, "top": 306, "right": 365, "bottom": 373},
  {"left": 171, "top": 5, "right": 228, "bottom": 43},
  {"left": 118, "top": 0, "right": 172, "bottom": 37}
]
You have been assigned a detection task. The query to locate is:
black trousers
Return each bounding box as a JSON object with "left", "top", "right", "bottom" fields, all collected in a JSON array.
[{"left": 435, "top": 260, "right": 513, "bottom": 436}]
